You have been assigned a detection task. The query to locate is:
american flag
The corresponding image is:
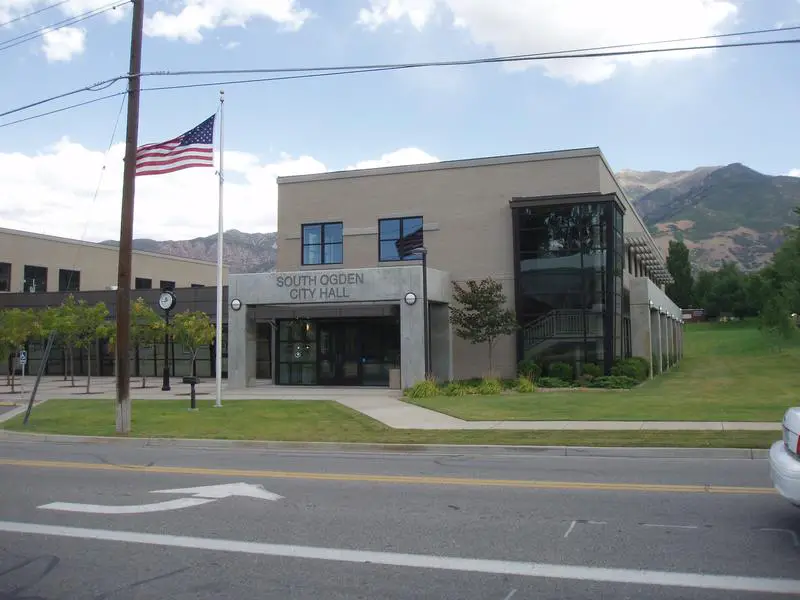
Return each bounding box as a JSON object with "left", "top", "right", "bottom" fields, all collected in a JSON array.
[{"left": 135, "top": 115, "right": 216, "bottom": 177}]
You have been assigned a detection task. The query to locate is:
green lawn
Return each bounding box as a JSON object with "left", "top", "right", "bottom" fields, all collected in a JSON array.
[
  {"left": 407, "top": 321, "right": 800, "bottom": 422},
  {"left": 1, "top": 398, "right": 779, "bottom": 449}
]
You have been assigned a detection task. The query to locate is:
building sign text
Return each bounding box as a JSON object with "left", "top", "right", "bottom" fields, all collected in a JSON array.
[{"left": 275, "top": 272, "right": 365, "bottom": 301}]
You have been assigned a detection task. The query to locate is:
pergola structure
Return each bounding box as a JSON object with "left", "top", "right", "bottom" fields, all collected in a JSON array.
[{"left": 625, "top": 233, "right": 674, "bottom": 286}]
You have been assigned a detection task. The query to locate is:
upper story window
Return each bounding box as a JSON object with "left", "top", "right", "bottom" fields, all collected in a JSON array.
[
  {"left": 58, "top": 269, "right": 80, "bottom": 292},
  {"left": 0, "top": 263, "right": 10, "bottom": 292},
  {"left": 302, "top": 222, "right": 343, "bottom": 265},
  {"left": 379, "top": 216, "right": 423, "bottom": 262},
  {"left": 160, "top": 280, "right": 176, "bottom": 291},
  {"left": 23, "top": 265, "right": 47, "bottom": 292},
  {"left": 135, "top": 277, "right": 152, "bottom": 290}
]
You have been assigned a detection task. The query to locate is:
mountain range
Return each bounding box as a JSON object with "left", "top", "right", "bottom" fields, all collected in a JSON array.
[{"left": 101, "top": 163, "right": 800, "bottom": 274}]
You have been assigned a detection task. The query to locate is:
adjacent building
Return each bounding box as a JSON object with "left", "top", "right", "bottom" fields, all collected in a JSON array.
[
  {"left": 0, "top": 226, "right": 229, "bottom": 379},
  {"left": 226, "top": 147, "right": 683, "bottom": 390}
]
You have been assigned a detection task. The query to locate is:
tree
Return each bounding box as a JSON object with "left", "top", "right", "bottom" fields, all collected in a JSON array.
[
  {"left": 665, "top": 240, "right": 694, "bottom": 308},
  {"left": 449, "top": 278, "right": 519, "bottom": 376},
  {"left": 0, "top": 309, "right": 40, "bottom": 393},
  {"left": 73, "top": 300, "right": 110, "bottom": 394},
  {"left": 44, "top": 296, "right": 81, "bottom": 386},
  {"left": 170, "top": 310, "right": 215, "bottom": 378},
  {"left": 110, "top": 298, "right": 164, "bottom": 388},
  {"left": 759, "top": 292, "right": 796, "bottom": 350}
]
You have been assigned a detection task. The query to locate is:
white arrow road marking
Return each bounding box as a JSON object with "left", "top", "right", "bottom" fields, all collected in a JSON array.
[
  {"left": 39, "top": 498, "right": 215, "bottom": 515},
  {"left": 38, "top": 482, "right": 282, "bottom": 515},
  {"left": 0, "top": 521, "right": 798, "bottom": 595},
  {"left": 151, "top": 482, "right": 283, "bottom": 501}
]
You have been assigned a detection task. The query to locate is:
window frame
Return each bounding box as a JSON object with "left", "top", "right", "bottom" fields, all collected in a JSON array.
[
  {"left": 378, "top": 216, "right": 424, "bottom": 262},
  {"left": 58, "top": 268, "right": 80, "bottom": 292},
  {"left": 0, "top": 262, "right": 11, "bottom": 292},
  {"left": 301, "top": 221, "right": 344, "bottom": 266}
]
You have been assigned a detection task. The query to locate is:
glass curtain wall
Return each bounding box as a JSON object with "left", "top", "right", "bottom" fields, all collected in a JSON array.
[{"left": 513, "top": 200, "right": 625, "bottom": 374}]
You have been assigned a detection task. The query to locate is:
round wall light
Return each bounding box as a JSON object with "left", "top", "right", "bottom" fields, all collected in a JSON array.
[
  {"left": 230, "top": 298, "right": 242, "bottom": 311},
  {"left": 404, "top": 292, "right": 417, "bottom": 306}
]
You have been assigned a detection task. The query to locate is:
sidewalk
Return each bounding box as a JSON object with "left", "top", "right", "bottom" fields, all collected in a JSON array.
[{"left": 0, "top": 376, "right": 782, "bottom": 432}]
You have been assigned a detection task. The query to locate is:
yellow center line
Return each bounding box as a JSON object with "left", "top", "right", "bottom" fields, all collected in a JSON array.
[{"left": 0, "top": 458, "right": 777, "bottom": 495}]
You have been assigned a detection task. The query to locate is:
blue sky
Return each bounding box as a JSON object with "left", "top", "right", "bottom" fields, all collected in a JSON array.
[{"left": 1, "top": 0, "right": 799, "bottom": 240}]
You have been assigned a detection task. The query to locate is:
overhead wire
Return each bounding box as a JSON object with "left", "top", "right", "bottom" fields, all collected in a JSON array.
[
  {"left": 0, "top": 0, "right": 130, "bottom": 53},
  {"left": 0, "top": 0, "right": 71, "bottom": 28},
  {"left": 2, "top": 27, "right": 800, "bottom": 128}
]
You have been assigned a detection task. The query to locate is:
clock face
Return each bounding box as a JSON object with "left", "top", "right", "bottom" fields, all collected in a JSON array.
[{"left": 158, "top": 292, "right": 174, "bottom": 311}]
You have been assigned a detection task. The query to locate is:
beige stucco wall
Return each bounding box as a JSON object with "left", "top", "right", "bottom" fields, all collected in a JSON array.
[
  {"left": 276, "top": 150, "right": 619, "bottom": 380},
  {"left": 0, "top": 229, "right": 227, "bottom": 292}
]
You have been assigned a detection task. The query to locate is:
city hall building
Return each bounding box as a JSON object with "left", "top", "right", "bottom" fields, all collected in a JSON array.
[{"left": 226, "top": 147, "right": 683, "bottom": 390}]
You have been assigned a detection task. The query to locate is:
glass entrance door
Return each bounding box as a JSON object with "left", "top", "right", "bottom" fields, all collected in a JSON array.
[{"left": 318, "top": 322, "right": 361, "bottom": 385}]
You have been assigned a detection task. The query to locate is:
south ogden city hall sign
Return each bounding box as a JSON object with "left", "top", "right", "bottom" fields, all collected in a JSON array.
[{"left": 275, "top": 272, "right": 366, "bottom": 301}]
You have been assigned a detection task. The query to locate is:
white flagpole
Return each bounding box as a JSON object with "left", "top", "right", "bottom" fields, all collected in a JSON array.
[{"left": 214, "top": 89, "right": 225, "bottom": 408}]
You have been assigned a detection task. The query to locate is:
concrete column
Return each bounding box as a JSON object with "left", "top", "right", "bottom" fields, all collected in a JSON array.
[
  {"left": 660, "top": 313, "right": 668, "bottom": 372},
  {"left": 650, "top": 310, "right": 662, "bottom": 375},
  {"left": 400, "top": 299, "right": 426, "bottom": 389},
  {"left": 228, "top": 304, "right": 254, "bottom": 389},
  {"left": 429, "top": 303, "right": 453, "bottom": 383},
  {"left": 631, "top": 303, "right": 653, "bottom": 378}
]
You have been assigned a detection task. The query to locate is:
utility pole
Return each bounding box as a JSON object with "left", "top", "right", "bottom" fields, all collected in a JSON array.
[{"left": 115, "top": 0, "right": 144, "bottom": 435}]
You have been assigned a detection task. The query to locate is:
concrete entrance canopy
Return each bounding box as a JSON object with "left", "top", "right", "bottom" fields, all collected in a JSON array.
[{"left": 227, "top": 265, "right": 452, "bottom": 389}]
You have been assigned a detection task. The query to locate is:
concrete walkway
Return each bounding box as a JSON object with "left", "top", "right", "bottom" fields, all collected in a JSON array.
[{"left": 0, "top": 376, "right": 782, "bottom": 432}]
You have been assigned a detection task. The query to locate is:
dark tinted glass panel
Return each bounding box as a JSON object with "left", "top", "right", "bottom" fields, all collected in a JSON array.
[
  {"left": 58, "top": 269, "right": 80, "bottom": 292},
  {"left": 379, "top": 240, "right": 400, "bottom": 262},
  {"left": 302, "top": 224, "right": 321, "bottom": 245},
  {"left": 0, "top": 262, "right": 11, "bottom": 292},
  {"left": 135, "top": 277, "right": 152, "bottom": 289},
  {"left": 160, "top": 280, "right": 175, "bottom": 291},
  {"left": 23, "top": 265, "right": 47, "bottom": 292},
  {"left": 323, "top": 222, "right": 343, "bottom": 243},
  {"left": 378, "top": 219, "right": 401, "bottom": 240}
]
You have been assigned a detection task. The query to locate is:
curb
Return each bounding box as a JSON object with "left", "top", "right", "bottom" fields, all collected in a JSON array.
[{"left": 0, "top": 430, "right": 771, "bottom": 460}]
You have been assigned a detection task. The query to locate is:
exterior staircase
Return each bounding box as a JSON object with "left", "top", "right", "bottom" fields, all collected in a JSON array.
[{"left": 522, "top": 309, "right": 603, "bottom": 359}]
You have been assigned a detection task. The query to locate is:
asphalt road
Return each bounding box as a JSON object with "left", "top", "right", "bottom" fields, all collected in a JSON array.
[{"left": 0, "top": 439, "right": 798, "bottom": 599}]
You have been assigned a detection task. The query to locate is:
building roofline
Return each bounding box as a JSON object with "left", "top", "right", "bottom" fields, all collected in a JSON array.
[
  {"left": 277, "top": 147, "right": 604, "bottom": 185},
  {"left": 0, "top": 227, "right": 227, "bottom": 268}
]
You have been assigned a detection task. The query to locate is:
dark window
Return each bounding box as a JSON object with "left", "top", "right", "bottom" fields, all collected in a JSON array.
[
  {"left": 0, "top": 262, "right": 10, "bottom": 292},
  {"left": 135, "top": 277, "right": 152, "bottom": 290},
  {"left": 58, "top": 269, "right": 80, "bottom": 292},
  {"left": 23, "top": 265, "right": 47, "bottom": 292},
  {"left": 160, "top": 280, "right": 176, "bottom": 291},
  {"left": 301, "top": 222, "right": 343, "bottom": 265},
  {"left": 379, "top": 216, "right": 423, "bottom": 261},
  {"left": 190, "top": 283, "right": 205, "bottom": 288}
]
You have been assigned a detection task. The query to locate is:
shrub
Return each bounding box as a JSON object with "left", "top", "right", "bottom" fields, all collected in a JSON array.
[
  {"left": 575, "top": 374, "right": 594, "bottom": 388},
  {"left": 611, "top": 358, "right": 650, "bottom": 382},
  {"left": 405, "top": 378, "right": 440, "bottom": 398},
  {"left": 588, "top": 375, "right": 639, "bottom": 389},
  {"left": 516, "top": 375, "right": 536, "bottom": 393},
  {"left": 477, "top": 376, "right": 503, "bottom": 395},
  {"left": 501, "top": 378, "right": 518, "bottom": 391},
  {"left": 538, "top": 376, "right": 571, "bottom": 388},
  {"left": 548, "top": 362, "right": 574, "bottom": 381},
  {"left": 443, "top": 382, "right": 469, "bottom": 396},
  {"left": 517, "top": 359, "right": 541, "bottom": 380},
  {"left": 581, "top": 362, "right": 602, "bottom": 378},
  {"left": 662, "top": 355, "right": 669, "bottom": 371}
]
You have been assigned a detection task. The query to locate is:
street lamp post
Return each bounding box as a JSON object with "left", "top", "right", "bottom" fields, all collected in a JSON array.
[
  {"left": 412, "top": 247, "right": 431, "bottom": 377},
  {"left": 158, "top": 289, "right": 177, "bottom": 391}
]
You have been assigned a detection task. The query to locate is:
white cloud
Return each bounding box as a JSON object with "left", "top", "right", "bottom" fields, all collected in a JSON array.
[
  {"left": 346, "top": 147, "right": 439, "bottom": 170},
  {"left": 41, "top": 26, "right": 85, "bottom": 61},
  {"left": 357, "top": 0, "right": 738, "bottom": 84},
  {"left": 788, "top": 169, "right": 800, "bottom": 177},
  {"left": 144, "top": 0, "right": 312, "bottom": 43},
  {"left": 0, "top": 139, "right": 438, "bottom": 241}
]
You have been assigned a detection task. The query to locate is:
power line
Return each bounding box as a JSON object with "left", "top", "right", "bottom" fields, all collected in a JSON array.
[
  {"left": 0, "top": 0, "right": 71, "bottom": 29},
  {"left": 140, "top": 23, "right": 800, "bottom": 79},
  {"left": 3, "top": 32, "right": 800, "bottom": 128},
  {"left": 0, "top": 91, "right": 126, "bottom": 128},
  {"left": 0, "top": 0, "right": 129, "bottom": 53}
]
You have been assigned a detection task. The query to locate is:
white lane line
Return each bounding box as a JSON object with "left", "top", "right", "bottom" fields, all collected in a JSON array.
[
  {"left": 39, "top": 498, "right": 214, "bottom": 514},
  {"left": 640, "top": 523, "right": 700, "bottom": 530},
  {"left": 0, "top": 521, "right": 798, "bottom": 595},
  {"left": 502, "top": 589, "right": 517, "bottom": 600},
  {"left": 563, "top": 521, "right": 577, "bottom": 538}
]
